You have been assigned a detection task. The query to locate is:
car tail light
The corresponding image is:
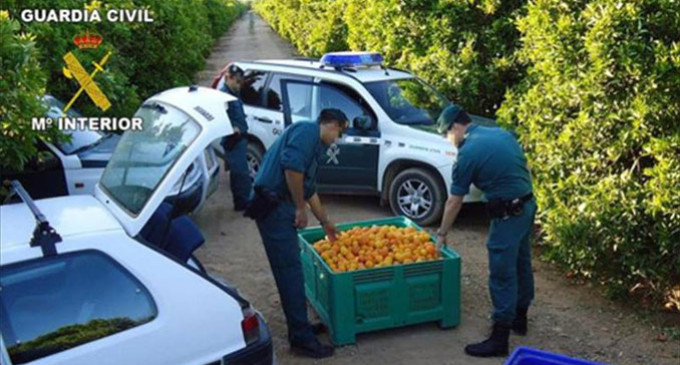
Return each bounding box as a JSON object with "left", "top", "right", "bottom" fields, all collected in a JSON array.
[{"left": 241, "top": 307, "right": 260, "bottom": 345}]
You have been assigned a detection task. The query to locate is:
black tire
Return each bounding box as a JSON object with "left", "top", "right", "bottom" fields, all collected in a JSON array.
[
  {"left": 388, "top": 168, "right": 446, "bottom": 226},
  {"left": 246, "top": 142, "right": 264, "bottom": 181}
]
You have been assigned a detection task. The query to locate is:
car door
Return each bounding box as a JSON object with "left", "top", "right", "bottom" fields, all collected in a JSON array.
[
  {"left": 250, "top": 72, "right": 314, "bottom": 146},
  {"left": 281, "top": 80, "right": 381, "bottom": 193},
  {"left": 94, "top": 87, "right": 234, "bottom": 237}
]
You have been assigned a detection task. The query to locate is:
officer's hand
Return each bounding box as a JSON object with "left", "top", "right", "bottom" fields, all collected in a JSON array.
[
  {"left": 322, "top": 221, "right": 337, "bottom": 242},
  {"left": 294, "top": 209, "right": 308, "bottom": 228}
]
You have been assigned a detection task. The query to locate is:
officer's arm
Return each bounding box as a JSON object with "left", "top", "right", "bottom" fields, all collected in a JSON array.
[
  {"left": 308, "top": 193, "right": 329, "bottom": 225},
  {"left": 438, "top": 195, "right": 464, "bottom": 237},
  {"left": 226, "top": 100, "right": 242, "bottom": 134},
  {"left": 284, "top": 170, "right": 306, "bottom": 209},
  {"left": 281, "top": 129, "right": 314, "bottom": 210},
  {"left": 308, "top": 194, "right": 337, "bottom": 241},
  {"left": 438, "top": 151, "right": 473, "bottom": 241}
]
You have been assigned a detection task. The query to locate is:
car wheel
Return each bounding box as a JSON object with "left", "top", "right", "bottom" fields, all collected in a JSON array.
[
  {"left": 388, "top": 168, "right": 446, "bottom": 226},
  {"left": 246, "top": 142, "right": 264, "bottom": 181}
]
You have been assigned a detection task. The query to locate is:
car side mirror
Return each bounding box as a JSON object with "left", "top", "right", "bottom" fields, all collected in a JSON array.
[{"left": 353, "top": 115, "right": 373, "bottom": 130}]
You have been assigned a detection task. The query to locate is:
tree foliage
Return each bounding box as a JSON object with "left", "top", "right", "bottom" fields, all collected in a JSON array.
[
  {"left": 0, "top": 0, "right": 246, "bottom": 171},
  {"left": 255, "top": 0, "right": 525, "bottom": 117},
  {"left": 254, "top": 0, "right": 680, "bottom": 305},
  {"left": 498, "top": 0, "right": 680, "bottom": 303},
  {"left": 0, "top": 11, "right": 66, "bottom": 171}
]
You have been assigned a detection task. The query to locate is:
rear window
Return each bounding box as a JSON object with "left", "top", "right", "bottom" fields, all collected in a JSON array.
[
  {"left": 100, "top": 103, "right": 201, "bottom": 215},
  {"left": 0, "top": 251, "right": 157, "bottom": 364}
]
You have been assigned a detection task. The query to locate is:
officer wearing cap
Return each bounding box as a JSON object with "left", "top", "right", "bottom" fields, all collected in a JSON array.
[
  {"left": 219, "top": 64, "right": 251, "bottom": 211},
  {"left": 245, "top": 108, "right": 349, "bottom": 358},
  {"left": 435, "top": 105, "right": 537, "bottom": 357}
]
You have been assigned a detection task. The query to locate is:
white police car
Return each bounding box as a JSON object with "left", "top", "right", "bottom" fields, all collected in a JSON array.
[
  {"left": 0, "top": 95, "right": 219, "bottom": 216},
  {"left": 0, "top": 87, "right": 273, "bottom": 365},
  {"left": 219, "top": 52, "right": 492, "bottom": 225}
]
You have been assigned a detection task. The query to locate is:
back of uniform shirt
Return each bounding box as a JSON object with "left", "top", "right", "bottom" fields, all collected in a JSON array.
[{"left": 452, "top": 125, "right": 532, "bottom": 201}]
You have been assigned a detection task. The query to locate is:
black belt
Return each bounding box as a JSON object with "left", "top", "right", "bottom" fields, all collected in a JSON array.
[{"left": 486, "top": 192, "right": 533, "bottom": 219}]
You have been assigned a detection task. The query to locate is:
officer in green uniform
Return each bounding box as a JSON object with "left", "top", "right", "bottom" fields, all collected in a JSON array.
[
  {"left": 435, "top": 105, "right": 536, "bottom": 357},
  {"left": 219, "top": 64, "right": 252, "bottom": 211},
  {"left": 245, "top": 109, "right": 348, "bottom": 359}
]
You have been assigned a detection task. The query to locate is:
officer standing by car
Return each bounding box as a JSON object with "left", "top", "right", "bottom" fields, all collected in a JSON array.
[
  {"left": 244, "top": 108, "right": 348, "bottom": 359},
  {"left": 219, "top": 64, "right": 251, "bottom": 211},
  {"left": 435, "top": 105, "right": 537, "bottom": 357}
]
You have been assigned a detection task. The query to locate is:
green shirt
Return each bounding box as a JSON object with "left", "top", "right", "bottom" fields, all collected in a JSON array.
[
  {"left": 450, "top": 124, "right": 533, "bottom": 200},
  {"left": 254, "top": 121, "right": 324, "bottom": 200}
]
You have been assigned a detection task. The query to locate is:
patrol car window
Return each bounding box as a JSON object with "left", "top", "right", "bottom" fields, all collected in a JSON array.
[
  {"left": 364, "top": 77, "right": 448, "bottom": 126},
  {"left": 266, "top": 73, "right": 313, "bottom": 111},
  {"left": 0, "top": 251, "right": 157, "bottom": 364},
  {"left": 319, "top": 82, "right": 375, "bottom": 127},
  {"left": 100, "top": 104, "right": 200, "bottom": 215},
  {"left": 240, "top": 70, "right": 268, "bottom": 107}
]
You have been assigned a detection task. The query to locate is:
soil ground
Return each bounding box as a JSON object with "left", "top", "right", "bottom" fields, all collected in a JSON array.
[{"left": 192, "top": 11, "right": 680, "bottom": 365}]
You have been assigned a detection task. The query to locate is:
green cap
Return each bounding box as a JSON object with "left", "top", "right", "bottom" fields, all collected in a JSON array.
[{"left": 437, "top": 105, "right": 470, "bottom": 134}]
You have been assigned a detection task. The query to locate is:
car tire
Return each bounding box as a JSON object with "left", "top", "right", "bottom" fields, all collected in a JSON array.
[
  {"left": 388, "top": 168, "right": 446, "bottom": 226},
  {"left": 246, "top": 142, "right": 264, "bottom": 181}
]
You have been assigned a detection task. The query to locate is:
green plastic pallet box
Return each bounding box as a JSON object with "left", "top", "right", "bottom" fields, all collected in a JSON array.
[{"left": 298, "top": 216, "right": 461, "bottom": 345}]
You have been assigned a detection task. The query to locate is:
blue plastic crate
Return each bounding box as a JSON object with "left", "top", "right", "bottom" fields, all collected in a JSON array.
[{"left": 505, "top": 347, "right": 610, "bottom": 365}]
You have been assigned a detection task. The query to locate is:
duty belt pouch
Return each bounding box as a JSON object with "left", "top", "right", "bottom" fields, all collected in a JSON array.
[
  {"left": 486, "top": 199, "right": 507, "bottom": 219},
  {"left": 486, "top": 194, "right": 531, "bottom": 219},
  {"left": 244, "top": 186, "right": 279, "bottom": 221}
]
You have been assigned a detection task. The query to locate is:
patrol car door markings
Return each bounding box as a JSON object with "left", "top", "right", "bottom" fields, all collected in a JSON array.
[{"left": 326, "top": 144, "right": 340, "bottom": 165}]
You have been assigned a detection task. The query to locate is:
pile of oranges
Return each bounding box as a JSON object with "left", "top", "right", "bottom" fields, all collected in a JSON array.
[{"left": 312, "top": 225, "right": 440, "bottom": 272}]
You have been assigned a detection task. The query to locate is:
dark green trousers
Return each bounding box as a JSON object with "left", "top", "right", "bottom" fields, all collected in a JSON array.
[{"left": 486, "top": 199, "right": 537, "bottom": 323}]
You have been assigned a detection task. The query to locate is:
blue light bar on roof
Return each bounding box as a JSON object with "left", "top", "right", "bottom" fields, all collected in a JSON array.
[{"left": 320, "top": 52, "right": 384, "bottom": 68}]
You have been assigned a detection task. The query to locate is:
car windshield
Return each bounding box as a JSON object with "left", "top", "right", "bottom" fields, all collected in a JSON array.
[
  {"left": 100, "top": 103, "right": 201, "bottom": 215},
  {"left": 43, "top": 96, "right": 104, "bottom": 155},
  {"left": 364, "top": 77, "right": 449, "bottom": 126}
]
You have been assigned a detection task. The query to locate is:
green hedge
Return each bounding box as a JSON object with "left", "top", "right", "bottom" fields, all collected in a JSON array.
[
  {"left": 254, "top": 0, "right": 525, "bottom": 117},
  {"left": 254, "top": 0, "right": 680, "bottom": 306},
  {"left": 498, "top": 0, "right": 680, "bottom": 304},
  {"left": 0, "top": 12, "right": 65, "bottom": 172},
  {"left": 1, "top": 0, "right": 246, "bottom": 171}
]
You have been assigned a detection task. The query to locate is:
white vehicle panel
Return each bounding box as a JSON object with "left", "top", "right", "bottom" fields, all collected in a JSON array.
[
  {"left": 95, "top": 87, "right": 234, "bottom": 237},
  {"left": 64, "top": 166, "right": 104, "bottom": 195},
  {"left": 0, "top": 195, "right": 121, "bottom": 257},
  {"left": 23, "top": 232, "right": 245, "bottom": 365}
]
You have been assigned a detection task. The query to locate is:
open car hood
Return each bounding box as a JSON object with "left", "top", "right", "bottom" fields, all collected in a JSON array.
[{"left": 94, "top": 86, "right": 234, "bottom": 236}]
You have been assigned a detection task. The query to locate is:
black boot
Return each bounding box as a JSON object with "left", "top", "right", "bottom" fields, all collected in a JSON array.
[
  {"left": 513, "top": 307, "right": 528, "bottom": 335},
  {"left": 464, "top": 322, "right": 510, "bottom": 357},
  {"left": 290, "top": 337, "right": 334, "bottom": 359}
]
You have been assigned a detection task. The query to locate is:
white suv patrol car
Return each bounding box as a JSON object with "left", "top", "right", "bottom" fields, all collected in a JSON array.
[
  {"left": 221, "top": 52, "right": 492, "bottom": 225},
  {"left": 0, "top": 87, "right": 273, "bottom": 365}
]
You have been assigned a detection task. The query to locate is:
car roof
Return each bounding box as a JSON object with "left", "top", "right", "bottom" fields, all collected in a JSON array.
[
  {"left": 1, "top": 195, "right": 122, "bottom": 252},
  {"left": 249, "top": 59, "right": 414, "bottom": 83}
]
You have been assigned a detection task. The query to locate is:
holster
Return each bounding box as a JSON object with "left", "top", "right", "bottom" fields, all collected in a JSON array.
[
  {"left": 486, "top": 193, "right": 533, "bottom": 220},
  {"left": 243, "top": 186, "right": 280, "bottom": 221}
]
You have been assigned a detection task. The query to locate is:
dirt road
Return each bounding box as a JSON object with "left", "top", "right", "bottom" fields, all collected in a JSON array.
[{"left": 192, "top": 11, "right": 679, "bottom": 365}]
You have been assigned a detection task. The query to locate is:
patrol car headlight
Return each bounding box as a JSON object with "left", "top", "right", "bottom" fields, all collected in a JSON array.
[{"left": 320, "top": 51, "right": 384, "bottom": 68}]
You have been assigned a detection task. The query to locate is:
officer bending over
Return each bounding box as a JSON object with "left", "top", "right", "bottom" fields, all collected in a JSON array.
[
  {"left": 436, "top": 105, "right": 537, "bottom": 357},
  {"left": 220, "top": 64, "right": 252, "bottom": 211},
  {"left": 245, "top": 108, "right": 349, "bottom": 358}
]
